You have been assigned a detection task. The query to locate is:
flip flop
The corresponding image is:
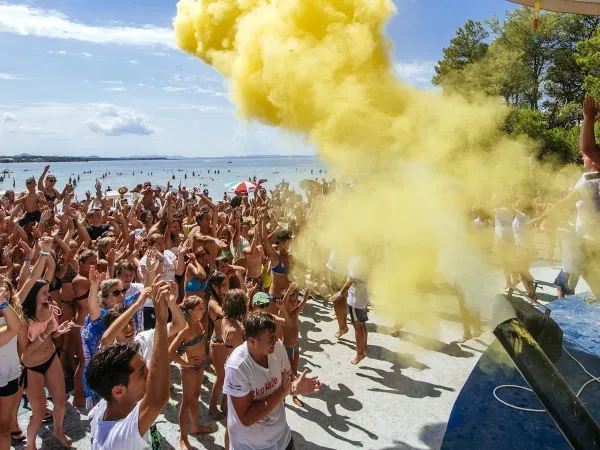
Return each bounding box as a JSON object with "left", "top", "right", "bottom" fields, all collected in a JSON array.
[
  {"left": 11, "top": 430, "right": 26, "bottom": 442},
  {"left": 42, "top": 410, "right": 53, "bottom": 422}
]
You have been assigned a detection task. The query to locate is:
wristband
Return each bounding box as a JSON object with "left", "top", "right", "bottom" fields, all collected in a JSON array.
[
  {"left": 40, "top": 251, "right": 49, "bottom": 257},
  {"left": 0, "top": 299, "right": 9, "bottom": 311},
  {"left": 23, "top": 258, "right": 31, "bottom": 263},
  {"left": 38, "top": 334, "right": 45, "bottom": 342},
  {"left": 108, "top": 266, "right": 114, "bottom": 270}
]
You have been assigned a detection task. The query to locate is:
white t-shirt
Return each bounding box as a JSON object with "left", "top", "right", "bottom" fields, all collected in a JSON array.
[
  {"left": 347, "top": 257, "right": 368, "bottom": 309},
  {"left": 89, "top": 402, "right": 159, "bottom": 450},
  {"left": 494, "top": 207, "right": 514, "bottom": 241},
  {"left": 575, "top": 173, "right": 600, "bottom": 243},
  {"left": 326, "top": 251, "right": 348, "bottom": 276},
  {"left": 126, "top": 282, "right": 149, "bottom": 317},
  {"left": 558, "top": 228, "right": 583, "bottom": 273},
  {"left": 223, "top": 341, "right": 292, "bottom": 450},
  {"left": 513, "top": 211, "right": 533, "bottom": 248},
  {"left": 0, "top": 317, "right": 20, "bottom": 387},
  {"left": 138, "top": 250, "right": 176, "bottom": 284}
]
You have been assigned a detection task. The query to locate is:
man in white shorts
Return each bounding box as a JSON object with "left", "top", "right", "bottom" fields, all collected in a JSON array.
[{"left": 223, "top": 312, "right": 321, "bottom": 450}]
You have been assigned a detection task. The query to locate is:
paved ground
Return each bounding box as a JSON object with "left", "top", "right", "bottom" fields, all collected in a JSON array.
[{"left": 14, "top": 232, "right": 590, "bottom": 450}]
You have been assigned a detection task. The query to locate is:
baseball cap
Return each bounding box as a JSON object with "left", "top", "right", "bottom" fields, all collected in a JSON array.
[{"left": 252, "top": 292, "right": 270, "bottom": 307}]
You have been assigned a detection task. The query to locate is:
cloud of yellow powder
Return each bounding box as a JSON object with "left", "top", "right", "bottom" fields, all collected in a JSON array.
[{"left": 174, "top": 0, "right": 555, "bottom": 326}]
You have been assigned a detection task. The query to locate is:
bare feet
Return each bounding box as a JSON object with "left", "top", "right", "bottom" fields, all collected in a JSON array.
[
  {"left": 210, "top": 408, "right": 224, "bottom": 420},
  {"left": 457, "top": 334, "right": 472, "bottom": 344},
  {"left": 351, "top": 354, "right": 365, "bottom": 365},
  {"left": 473, "top": 328, "right": 482, "bottom": 338},
  {"left": 292, "top": 396, "right": 304, "bottom": 407},
  {"left": 179, "top": 437, "right": 193, "bottom": 450},
  {"left": 190, "top": 424, "right": 215, "bottom": 434},
  {"left": 53, "top": 432, "right": 72, "bottom": 448},
  {"left": 334, "top": 328, "right": 349, "bottom": 339}
]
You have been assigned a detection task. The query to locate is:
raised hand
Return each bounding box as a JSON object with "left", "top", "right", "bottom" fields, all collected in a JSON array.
[
  {"left": 293, "top": 369, "right": 321, "bottom": 396},
  {"left": 106, "top": 248, "right": 116, "bottom": 267},
  {"left": 19, "top": 240, "right": 33, "bottom": 259},
  {"left": 89, "top": 266, "right": 106, "bottom": 289},
  {"left": 583, "top": 96, "right": 599, "bottom": 120},
  {"left": 39, "top": 236, "right": 53, "bottom": 252},
  {"left": 85, "top": 191, "right": 91, "bottom": 201},
  {"left": 56, "top": 321, "right": 74, "bottom": 336}
]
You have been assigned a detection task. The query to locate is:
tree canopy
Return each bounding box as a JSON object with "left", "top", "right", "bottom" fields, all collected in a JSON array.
[{"left": 432, "top": 8, "right": 600, "bottom": 165}]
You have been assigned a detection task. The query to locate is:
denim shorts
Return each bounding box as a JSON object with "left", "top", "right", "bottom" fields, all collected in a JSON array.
[{"left": 348, "top": 304, "right": 368, "bottom": 323}]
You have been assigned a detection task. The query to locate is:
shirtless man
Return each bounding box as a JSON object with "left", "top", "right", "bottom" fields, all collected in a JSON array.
[
  {"left": 140, "top": 181, "right": 159, "bottom": 213},
  {"left": 16, "top": 177, "right": 46, "bottom": 227}
]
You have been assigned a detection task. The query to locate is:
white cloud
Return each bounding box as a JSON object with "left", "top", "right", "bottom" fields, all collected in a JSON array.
[
  {"left": 0, "top": 72, "right": 27, "bottom": 80},
  {"left": 1, "top": 112, "right": 17, "bottom": 122},
  {"left": 102, "top": 81, "right": 124, "bottom": 84},
  {"left": 48, "top": 50, "right": 93, "bottom": 58},
  {"left": 394, "top": 61, "right": 436, "bottom": 87},
  {"left": 163, "top": 86, "right": 188, "bottom": 92},
  {"left": 0, "top": 3, "right": 176, "bottom": 49},
  {"left": 104, "top": 87, "right": 126, "bottom": 92},
  {"left": 129, "top": 60, "right": 139, "bottom": 64},
  {"left": 86, "top": 104, "right": 155, "bottom": 136},
  {"left": 194, "top": 87, "right": 226, "bottom": 97}
]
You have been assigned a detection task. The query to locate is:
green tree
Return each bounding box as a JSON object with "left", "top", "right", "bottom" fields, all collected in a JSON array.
[{"left": 432, "top": 19, "right": 489, "bottom": 86}]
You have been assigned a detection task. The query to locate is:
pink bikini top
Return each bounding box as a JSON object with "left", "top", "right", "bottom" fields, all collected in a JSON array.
[{"left": 27, "top": 304, "right": 61, "bottom": 342}]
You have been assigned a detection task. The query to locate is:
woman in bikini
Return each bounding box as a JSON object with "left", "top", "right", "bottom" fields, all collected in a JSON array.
[
  {"left": 70, "top": 249, "right": 97, "bottom": 407},
  {"left": 16, "top": 238, "right": 73, "bottom": 449},
  {"left": 183, "top": 251, "right": 209, "bottom": 300},
  {"left": 50, "top": 237, "right": 79, "bottom": 373},
  {"left": 168, "top": 296, "right": 213, "bottom": 450},
  {"left": 262, "top": 225, "right": 293, "bottom": 315},
  {"left": 206, "top": 271, "right": 229, "bottom": 419},
  {"left": 0, "top": 283, "right": 24, "bottom": 449},
  {"left": 37, "top": 165, "right": 67, "bottom": 210}
]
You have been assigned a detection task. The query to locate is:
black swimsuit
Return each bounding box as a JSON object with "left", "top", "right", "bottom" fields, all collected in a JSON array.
[
  {"left": 19, "top": 351, "right": 57, "bottom": 389},
  {"left": 73, "top": 289, "right": 89, "bottom": 302}
]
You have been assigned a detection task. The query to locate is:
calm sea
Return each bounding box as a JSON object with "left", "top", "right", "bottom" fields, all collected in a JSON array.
[{"left": 0, "top": 155, "right": 327, "bottom": 201}]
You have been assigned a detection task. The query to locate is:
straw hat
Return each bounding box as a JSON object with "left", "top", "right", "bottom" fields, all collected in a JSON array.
[{"left": 118, "top": 186, "right": 128, "bottom": 195}]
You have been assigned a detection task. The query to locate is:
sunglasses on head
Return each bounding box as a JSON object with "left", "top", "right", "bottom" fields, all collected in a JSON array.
[{"left": 110, "top": 289, "right": 126, "bottom": 297}]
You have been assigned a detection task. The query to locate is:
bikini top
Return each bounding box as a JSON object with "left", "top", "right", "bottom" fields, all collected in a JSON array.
[
  {"left": 60, "top": 264, "right": 77, "bottom": 284},
  {"left": 177, "top": 331, "right": 206, "bottom": 355},
  {"left": 271, "top": 262, "right": 288, "bottom": 275},
  {"left": 27, "top": 304, "right": 61, "bottom": 342},
  {"left": 184, "top": 277, "right": 207, "bottom": 292}
]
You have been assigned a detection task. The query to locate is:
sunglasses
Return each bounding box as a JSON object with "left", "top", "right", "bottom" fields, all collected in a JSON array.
[
  {"left": 110, "top": 289, "right": 126, "bottom": 297},
  {"left": 47, "top": 179, "right": 56, "bottom": 183}
]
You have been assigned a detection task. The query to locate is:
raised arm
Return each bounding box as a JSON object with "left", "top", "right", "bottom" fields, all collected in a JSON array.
[
  {"left": 17, "top": 237, "right": 52, "bottom": 302},
  {"left": 37, "top": 165, "right": 49, "bottom": 192},
  {"left": 138, "top": 282, "right": 171, "bottom": 436},
  {"left": 87, "top": 266, "right": 107, "bottom": 322},
  {"left": 100, "top": 289, "right": 148, "bottom": 347},
  {"left": 0, "top": 287, "right": 23, "bottom": 347},
  {"left": 581, "top": 97, "right": 600, "bottom": 167}
]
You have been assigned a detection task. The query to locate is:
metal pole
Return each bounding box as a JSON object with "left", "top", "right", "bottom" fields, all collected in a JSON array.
[{"left": 494, "top": 318, "right": 600, "bottom": 450}]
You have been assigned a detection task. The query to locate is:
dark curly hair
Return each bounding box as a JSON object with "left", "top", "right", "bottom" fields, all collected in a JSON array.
[
  {"left": 223, "top": 289, "right": 247, "bottom": 322},
  {"left": 206, "top": 271, "right": 226, "bottom": 306},
  {"left": 86, "top": 341, "right": 140, "bottom": 402}
]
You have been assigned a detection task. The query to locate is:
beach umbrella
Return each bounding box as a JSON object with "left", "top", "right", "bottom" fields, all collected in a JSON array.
[
  {"left": 227, "top": 181, "right": 257, "bottom": 193},
  {"left": 507, "top": 0, "right": 600, "bottom": 15},
  {"left": 300, "top": 179, "right": 320, "bottom": 191}
]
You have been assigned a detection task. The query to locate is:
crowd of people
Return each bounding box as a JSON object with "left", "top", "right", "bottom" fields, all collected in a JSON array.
[
  {"left": 2, "top": 96, "right": 600, "bottom": 450},
  {"left": 0, "top": 166, "right": 351, "bottom": 450}
]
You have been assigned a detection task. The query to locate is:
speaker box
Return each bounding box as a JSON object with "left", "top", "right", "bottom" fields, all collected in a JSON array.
[{"left": 493, "top": 293, "right": 563, "bottom": 362}]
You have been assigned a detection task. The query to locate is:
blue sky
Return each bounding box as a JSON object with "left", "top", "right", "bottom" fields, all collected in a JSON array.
[{"left": 0, "top": 0, "right": 519, "bottom": 158}]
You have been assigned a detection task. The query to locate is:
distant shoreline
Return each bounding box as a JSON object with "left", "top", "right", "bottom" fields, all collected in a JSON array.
[{"left": 0, "top": 154, "right": 317, "bottom": 164}]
